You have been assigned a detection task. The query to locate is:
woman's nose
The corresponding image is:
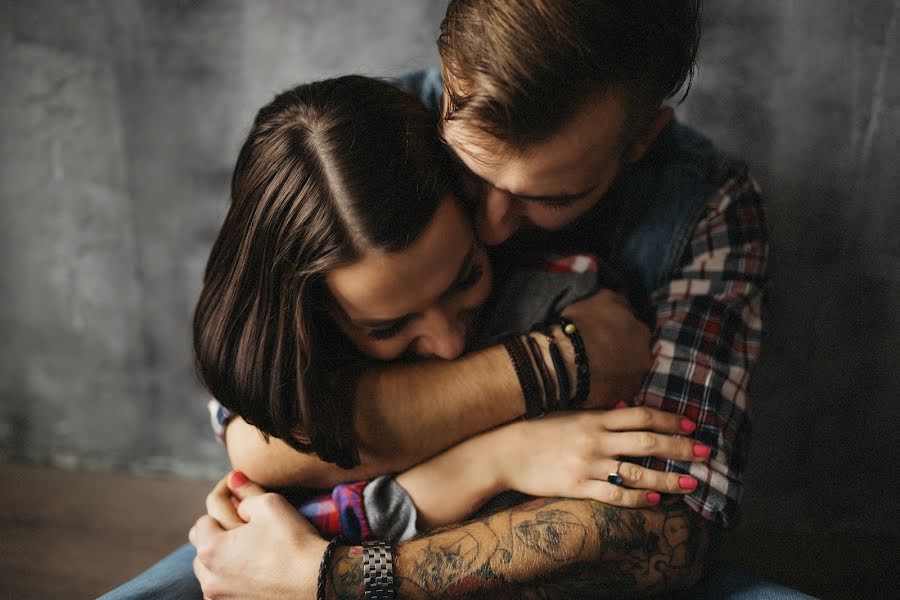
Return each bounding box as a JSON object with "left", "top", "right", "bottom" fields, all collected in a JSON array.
[{"left": 417, "top": 308, "right": 466, "bottom": 360}]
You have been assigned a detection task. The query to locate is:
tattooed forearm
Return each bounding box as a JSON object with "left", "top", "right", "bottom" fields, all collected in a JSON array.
[
  {"left": 329, "top": 545, "right": 364, "bottom": 600},
  {"left": 329, "top": 498, "right": 708, "bottom": 599}
]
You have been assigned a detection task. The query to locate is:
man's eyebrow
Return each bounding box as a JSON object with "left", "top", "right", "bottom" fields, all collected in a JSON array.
[
  {"left": 498, "top": 184, "right": 601, "bottom": 204},
  {"left": 445, "top": 147, "right": 600, "bottom": 204},
  {"left": 349, "top": 244, "right": 476, "bottom": 328}
]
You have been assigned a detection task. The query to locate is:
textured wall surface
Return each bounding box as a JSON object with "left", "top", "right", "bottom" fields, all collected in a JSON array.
[{"left": 1, "top": 0, "right": 898, "bottom": 560}]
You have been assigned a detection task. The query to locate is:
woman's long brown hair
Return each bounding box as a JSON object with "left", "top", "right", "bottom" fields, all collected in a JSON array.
[{"left": 193, "top": 76, "right": 454, "bottom": 468}]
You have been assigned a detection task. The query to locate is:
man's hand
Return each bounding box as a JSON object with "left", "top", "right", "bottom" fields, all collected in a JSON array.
[
  {"left": 190, "top": 488, "right": 326, "bottom": 599},
  {"left": 562, "top": 289, "right": 652, "bottom": 408}
]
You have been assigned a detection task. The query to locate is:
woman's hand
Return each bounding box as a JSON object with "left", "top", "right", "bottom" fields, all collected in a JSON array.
[
  {"left": 494, "top": 407, "right": 708, "bottom": 508},
  {"left": 204, "top": 470, "right": 267, "bottom": 530}
]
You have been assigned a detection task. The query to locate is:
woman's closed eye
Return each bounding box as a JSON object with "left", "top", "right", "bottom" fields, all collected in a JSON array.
[
  {"left": 367, "top": 318, "right": 410, "bottom": 340},
  {"left": 365, "top": 262, "right": 484, "bottom": 341}
]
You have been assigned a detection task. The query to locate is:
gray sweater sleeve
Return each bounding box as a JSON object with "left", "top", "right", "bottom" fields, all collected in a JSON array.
[{"left": 363, "top": 476, "right": 420, "bottom": 542}]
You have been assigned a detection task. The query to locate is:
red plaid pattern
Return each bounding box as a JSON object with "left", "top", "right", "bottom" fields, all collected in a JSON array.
[
  {"left": 633, "top": 173, "right": 767, "bottom": 527},
  {"left": 298, "top": 480, "right": 372, "bottom": 543}
]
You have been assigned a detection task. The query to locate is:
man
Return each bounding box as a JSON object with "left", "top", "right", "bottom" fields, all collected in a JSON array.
[{"left": 187, "top": 1, "right": 804, "bottom": 598}]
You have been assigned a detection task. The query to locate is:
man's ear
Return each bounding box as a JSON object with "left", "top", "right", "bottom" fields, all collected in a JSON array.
[{"left": 626, "top": 106, "right": 674, "bottom": 164}]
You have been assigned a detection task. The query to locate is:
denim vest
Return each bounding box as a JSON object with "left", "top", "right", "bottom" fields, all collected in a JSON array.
[{"left": 396, "top": 68, "right": 745, "bottom": 301}]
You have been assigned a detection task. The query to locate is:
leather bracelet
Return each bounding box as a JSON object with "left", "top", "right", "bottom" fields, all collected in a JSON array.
[
  {"left": 544, "top": 327, "right": 572, "bottom": 410},
  {"left": 362, "top": 541, "right": 395, "bottom": 599},
  {"left": 502, "top": 335, "right": 543, "bottom": 419},
  {"left": 316, "top": 535, "right": 344, "bottom": 600},
  {"left": 526, "top": 334, "right": 556, "bottom": 413},
  {"left": 555, "top": 317, "right": 590, "bottom": 407}
]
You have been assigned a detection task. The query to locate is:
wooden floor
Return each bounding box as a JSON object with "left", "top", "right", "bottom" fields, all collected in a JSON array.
[
  {"left": 1, "top": 461, "right": 895, "bottom": 599},
  {"left": 0, "top": 462, "right": 215, "bottom": 599}
]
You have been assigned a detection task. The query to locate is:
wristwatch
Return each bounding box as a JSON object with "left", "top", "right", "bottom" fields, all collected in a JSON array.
[{"left": 362, "top": 541, "right": 395, "bottom": 599}]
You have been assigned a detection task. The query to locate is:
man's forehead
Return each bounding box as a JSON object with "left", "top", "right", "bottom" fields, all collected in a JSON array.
[{"left": 444, "top": 123, "right": 620, "bottom": 198}]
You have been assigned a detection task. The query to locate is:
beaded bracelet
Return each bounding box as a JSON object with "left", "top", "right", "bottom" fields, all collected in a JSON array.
[
  {"left": 502, "top": 335, "right": 544, "bottom": 419},
  {"left": 316, "top": 535, "right": 345, "bottom": 600},
  {"left": 554, "top": 317, "right": 590, "bottom": 407}
]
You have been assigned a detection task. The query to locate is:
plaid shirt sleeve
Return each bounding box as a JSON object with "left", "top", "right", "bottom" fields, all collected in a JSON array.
[
  {"left": 297, "top": 481, "right": 372, "bottom": 544},
  {"left": 633, "top": 172, "right": 768, "bottom": 528}
]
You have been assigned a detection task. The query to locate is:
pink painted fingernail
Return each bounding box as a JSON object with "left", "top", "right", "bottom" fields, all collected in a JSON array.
[
  {"left": 229, "top": 470, "right": 248, "bottom": 488},
  {"left": 647, "top": 492, "right": 661, "bottom": 505},
  {"left": 614, "top": 400, "right": 627, "bottom": 409},
  {"left": 679, "top": 476, "right": 698, "bottom": 490},
  {"left": 679, "top": 418, "right": 697, "bottom": 433},
  {"left": 692, "top": 444, "right": 712, "bottom": 458}
]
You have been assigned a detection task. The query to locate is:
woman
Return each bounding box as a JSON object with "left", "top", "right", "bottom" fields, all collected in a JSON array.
[
  {"left": 99, "top": 76, "right": 705, "bottom": 599},
  {"left": 195, "top": 75, "right": 706, "bottom": 536}
]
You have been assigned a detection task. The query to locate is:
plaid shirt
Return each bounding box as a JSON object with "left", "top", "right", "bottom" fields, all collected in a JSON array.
[
  {"left": 635, "top": 173, "right": 767, "bottom": 527},
  {"left": 210, "top": 174, "right": 766, "bottom": 536}
]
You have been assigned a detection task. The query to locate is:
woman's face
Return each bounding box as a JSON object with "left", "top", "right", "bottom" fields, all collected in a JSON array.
[{"left": 327, "top": 197, "right": 492, "bottom": 361}]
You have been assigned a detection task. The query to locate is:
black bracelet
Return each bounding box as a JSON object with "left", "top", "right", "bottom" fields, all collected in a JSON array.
[
  {"left": 555, "top": 317, "right": 590, "bottom": 407},
  {"left": 317, "top": 535, "right": 344, "bottom": 600},
  {"left": 544, "top": 327, "right": 572, "bottom": 410},
  {"left": 362, "top": 541, "right": 396, "bottom": 599},
  {"left": 526, "top": 334, "right": 556, "bottom": 413},
  {"left": 503, "top": 335, "right": 543, "bottom": 419}
]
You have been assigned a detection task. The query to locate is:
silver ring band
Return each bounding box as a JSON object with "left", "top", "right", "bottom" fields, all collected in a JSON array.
[{"left": 607, "top": 460, "right": 624, "bottom": 486}]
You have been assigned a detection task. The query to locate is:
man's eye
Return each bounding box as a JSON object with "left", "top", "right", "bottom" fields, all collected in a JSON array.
[{"left": 367, "top": 321, "right": 406, "bottom": 340}]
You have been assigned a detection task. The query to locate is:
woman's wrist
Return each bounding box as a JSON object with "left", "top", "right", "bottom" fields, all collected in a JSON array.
[{"left": 488, "top": 420, "right": 527, "bottom": 492}]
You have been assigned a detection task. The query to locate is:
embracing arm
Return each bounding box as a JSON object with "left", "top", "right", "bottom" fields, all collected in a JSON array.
[
  {"left": 226, "top": 345, "right": 522, "bottom": 488},
  {"left": 329, "top": 497, "right": 709, "bottom": 599},
  {"left": 228, "top": 297, "right": 650, "bottom": 490}
]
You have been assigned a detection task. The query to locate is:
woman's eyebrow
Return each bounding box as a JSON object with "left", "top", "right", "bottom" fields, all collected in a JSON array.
[
  {"left": 349, "top": 244, "right": 476, "bottom": 328},
  {"left": 351, "top": 314, "right": 412, "bottom": 329}
]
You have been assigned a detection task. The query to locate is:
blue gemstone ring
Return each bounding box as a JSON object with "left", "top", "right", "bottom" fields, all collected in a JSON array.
[{"left": 607, "top": 461, "right": 625, "bottom": 486}]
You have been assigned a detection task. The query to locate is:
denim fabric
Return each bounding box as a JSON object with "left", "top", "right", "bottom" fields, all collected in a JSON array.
[
  {"left": 97, "top": 542, "right": 817, "bottom": 599},
  {"left": 97, "top": 544, "right": 200, "bottom": 600}
]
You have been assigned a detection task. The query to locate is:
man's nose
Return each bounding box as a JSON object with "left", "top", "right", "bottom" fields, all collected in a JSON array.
[
  {"left": 417, "top": 308, "right": 466, "bottom": 360},
  {"left": 476, "top": 187, "right": 521, "bottom": 246}
]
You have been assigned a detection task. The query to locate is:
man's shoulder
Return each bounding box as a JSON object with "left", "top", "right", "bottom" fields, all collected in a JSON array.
[
  {"left": 390, "top": 68, "right": 443, "bottom": 115},
  {"left": 650, "top": 119, "right": 749, "bottom": 188}
]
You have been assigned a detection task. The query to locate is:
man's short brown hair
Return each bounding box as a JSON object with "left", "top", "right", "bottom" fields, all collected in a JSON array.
[{"left": 438, "top": 0, "right": 702, "bottom": 149}]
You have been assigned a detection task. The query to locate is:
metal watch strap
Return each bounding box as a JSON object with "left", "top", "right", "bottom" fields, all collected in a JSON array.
[{"left": 362, "top": 541, "right": 395, "bottom": 599}]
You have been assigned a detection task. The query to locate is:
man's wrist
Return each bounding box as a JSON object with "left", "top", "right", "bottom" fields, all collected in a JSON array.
[{"left": 326, "top": 545, "right": 364, "bottom": 600}]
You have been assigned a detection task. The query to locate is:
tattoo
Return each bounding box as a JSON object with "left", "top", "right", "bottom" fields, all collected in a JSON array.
[
  {"left": 330, "top": 545, "right": 364, "bottom": 600},
  {"left": 414, "top": 532, "right": 481, "bottom": 594},
  {"left": 514, "top": 509, "right": 586, "bottom": 562},
  {"left": 340, "top": 498, "right": 708, "bottom": 600}
]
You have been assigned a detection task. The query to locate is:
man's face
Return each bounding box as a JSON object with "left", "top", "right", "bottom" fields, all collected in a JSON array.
[{"left": 442, "top": 88, "right": 630, "bottom": 246}]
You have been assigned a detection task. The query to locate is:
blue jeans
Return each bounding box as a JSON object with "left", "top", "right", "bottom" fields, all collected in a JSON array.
[{"left": 98, "top": 543, "right": 817, "bottom": 599}]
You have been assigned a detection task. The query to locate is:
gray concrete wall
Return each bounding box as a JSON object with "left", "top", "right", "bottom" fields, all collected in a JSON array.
[{"left": 1, "top": 0, "right": 898, "bottom": 555}]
